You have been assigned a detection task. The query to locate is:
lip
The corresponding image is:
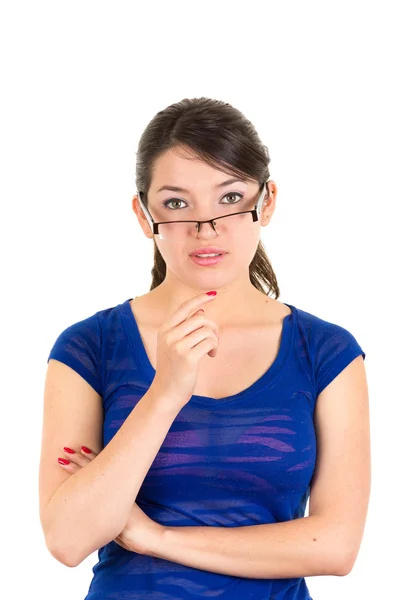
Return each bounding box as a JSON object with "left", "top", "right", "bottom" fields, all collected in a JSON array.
[
  {"left": 189, "top": 247, "right": 227, "bottom": 256},
  {"left": 190, "top": 254, "right": 226, "bottom": 266}
]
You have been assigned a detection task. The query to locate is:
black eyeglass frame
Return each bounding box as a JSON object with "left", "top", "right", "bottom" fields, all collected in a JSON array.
[{"left": 136, "top": 180, "right": 270, "bottom": 236}]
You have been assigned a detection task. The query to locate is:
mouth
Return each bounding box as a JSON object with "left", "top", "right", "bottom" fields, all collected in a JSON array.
[
  {"left": 189, "top": 247, "right": 227, "bottom": 257},
  {"left": 190, "top": 253, "right": 227, "bottom": 266}
]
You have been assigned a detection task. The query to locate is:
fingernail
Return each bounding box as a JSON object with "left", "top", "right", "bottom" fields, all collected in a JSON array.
[
  {"left": 197, "top": 309, "right": 204, "bottom": 313},
  {"left": 58, "top": 458, "right": 70, "bottom": 465},
  {"left": 63, "top": 447, "right": 75, "bottom": 454},
  {"left": 81, "top": 446, "right": 92, "bottom": 454},
  {"left": 206, "top": 291, "right": 217, "bottom": 296}
]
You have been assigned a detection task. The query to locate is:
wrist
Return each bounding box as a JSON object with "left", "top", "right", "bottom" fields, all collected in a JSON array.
[
  {"left": 147, "top": 381, "right": 186, "bottom": 416},
  {"left": 147, "top": 524, "right": 169, "bottom": 558}
]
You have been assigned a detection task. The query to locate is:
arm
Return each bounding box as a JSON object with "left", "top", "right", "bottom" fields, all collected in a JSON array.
[
  {"left": 143, "top": 356, "right": 371, "bottom": 579},
  {"left": 39, "top": 360, "right": 180, "bottom": 567},
  {"left": 155, "top": 514, "right": 344, "bottom": 578}
]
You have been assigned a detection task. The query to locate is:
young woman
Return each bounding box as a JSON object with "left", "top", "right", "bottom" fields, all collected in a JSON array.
[{"left": 39, "top": 97, "right": 370, "bottom": 600}]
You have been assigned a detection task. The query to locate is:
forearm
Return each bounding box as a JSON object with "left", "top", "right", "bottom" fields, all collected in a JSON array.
[
  {"left": 44, "top": 384, "right": 181, "bottom": 567},
  {"left": 153, "top": 515, "right": 347, "bottom": 579}
]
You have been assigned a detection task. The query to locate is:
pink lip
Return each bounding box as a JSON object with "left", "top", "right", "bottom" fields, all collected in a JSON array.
[
  {"left": 190, "top": 254, "right": 226, "bottom": 266},
  {"left": 189, "top": 247, "right": 227, "bottom": 256}
]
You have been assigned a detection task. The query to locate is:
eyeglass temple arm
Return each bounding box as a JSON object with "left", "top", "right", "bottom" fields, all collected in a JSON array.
[{"left": 137, "top": 192, "right": 155, "bottom": 231}]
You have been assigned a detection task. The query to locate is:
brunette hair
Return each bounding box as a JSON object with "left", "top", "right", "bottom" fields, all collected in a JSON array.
[{"left": 135, "top": 97, "right": 280, "bottom": 298}]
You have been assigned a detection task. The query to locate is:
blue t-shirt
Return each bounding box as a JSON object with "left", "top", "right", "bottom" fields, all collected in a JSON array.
[{"left": 47, "top": 297, "right": 366, "bottom": 600}]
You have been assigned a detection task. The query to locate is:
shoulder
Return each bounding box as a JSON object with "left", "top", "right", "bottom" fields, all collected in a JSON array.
[
  {"left": 292, "top": 304, "right": 366, "bottom": 397},
  {"left": 49, "top": 302, "right": 117, "bottom": 344},
  {"left": 294, "top": 304, "right": 365, "bottom": 349},
  {"left": 46, "top": 299, "right": 128, "bottom": 396}
]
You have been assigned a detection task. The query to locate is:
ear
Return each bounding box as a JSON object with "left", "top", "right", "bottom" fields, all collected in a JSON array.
[
  {"left": 132, "top": 194, "right": 154, "bottom": 240},
  {"left": 260, "top": 181, "right": 277, "bottom": 226}
]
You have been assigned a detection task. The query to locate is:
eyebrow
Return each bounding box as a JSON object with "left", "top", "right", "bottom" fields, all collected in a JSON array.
[{"left": 156, "top": 178, "right": 248, "bottom": 194}]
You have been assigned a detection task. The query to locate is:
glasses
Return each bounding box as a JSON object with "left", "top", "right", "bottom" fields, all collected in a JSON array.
[{"left": 137, "top": 181, "right": 270, "bottom": 245}]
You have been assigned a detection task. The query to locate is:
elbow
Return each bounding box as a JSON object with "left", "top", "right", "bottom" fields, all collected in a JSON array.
[
  {"left": 44, "top": 528, "right": 83, "bottom": 568},
  {"left": 41, "top": 508, "right": 122, "bottom": 568},
  {"left": 315, "top": 542, "right": 356, "bottom": 577},
  {"left": 45, "top": 526, "right": 115, "bottom": 568},
  {"left": 41, "top": 513, "right": 87, "bottom": 567},
  {"left": 314, "top": 520, "right": 358, "bottom": 576},
  {"left": 46, "top": 538, "right": 80, "bottom": 568},
  {"left": 321, "top": 544, "right": 356, "bottom": 577},
  {"left": 335, "top": 548, "right": 357, "bottom": 577}
]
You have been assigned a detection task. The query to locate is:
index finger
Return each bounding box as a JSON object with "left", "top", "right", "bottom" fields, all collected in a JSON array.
[{"left": 164, "top": 291, "right": 218, "bottom": 330}]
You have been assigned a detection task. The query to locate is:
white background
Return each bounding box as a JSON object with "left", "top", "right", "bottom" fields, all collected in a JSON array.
[{"left": 1, "top": 1, "right": 395, "bottom": 598}]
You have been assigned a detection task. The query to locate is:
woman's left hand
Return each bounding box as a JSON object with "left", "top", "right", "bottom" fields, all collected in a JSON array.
[
  {"left": 114, "top": 501, "right": 165, "bottom": 556},
  {"left": 58, "top": 444, "right": 165, "bottom": 556}
]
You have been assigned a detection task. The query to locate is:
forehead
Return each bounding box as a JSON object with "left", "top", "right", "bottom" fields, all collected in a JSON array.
[{"left": 150, "top": 146, "right": 248, "bottom": 192}]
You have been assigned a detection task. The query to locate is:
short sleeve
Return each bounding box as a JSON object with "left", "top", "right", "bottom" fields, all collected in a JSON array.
[
  {"left": 313, "top": 322, "right": 366, "bottom": 398},
  {"left": 47, "top": 314, "right": 103, "bottom": 397}
]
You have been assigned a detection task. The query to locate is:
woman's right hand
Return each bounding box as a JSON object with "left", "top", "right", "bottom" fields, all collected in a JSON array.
[{"left": 150, "top": 291, "right": 220, "bottom": 409}]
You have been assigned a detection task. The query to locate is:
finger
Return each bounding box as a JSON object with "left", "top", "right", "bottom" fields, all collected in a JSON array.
[
  {"left": 80, "top": 446, "right": 97, "bottom": 459},
  {"left": 61, "top": 447, "right": 93, "bottom": 467},
  {"left": 163, "top": 291, "right": 217, "bottom": 331},
  {"left": 57, "top": 457, "right": 83, "bottom": 473},
  {"left": 191, "top": 310, "right": 220, "bottom": 337}
]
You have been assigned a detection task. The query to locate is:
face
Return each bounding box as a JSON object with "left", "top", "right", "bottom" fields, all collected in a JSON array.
[{"left": 132, "top": 145, "right": 277, "bottom": 292}]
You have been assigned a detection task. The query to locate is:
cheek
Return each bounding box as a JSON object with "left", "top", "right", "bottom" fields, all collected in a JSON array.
[
  {"left": 154, "top": 241, "right": 178, "bottom": 263},
  {"left": 233, "top": 231, "right": 261, "bottom": 260}
]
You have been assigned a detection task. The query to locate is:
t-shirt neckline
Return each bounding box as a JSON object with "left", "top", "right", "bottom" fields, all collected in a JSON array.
[{"left": 120, "top": 297, "right": 296, "bottom": 408}]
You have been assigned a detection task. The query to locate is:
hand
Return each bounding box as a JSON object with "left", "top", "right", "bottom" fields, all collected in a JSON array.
[
  {"left": 113, "top": 501, "right": 165, "bottom": 556},
  {"left": 152, "top": 291, "right": 220, "bottom": 408},
  {"left": 58, "top": 445, "right": 165, "bottom": 555}
]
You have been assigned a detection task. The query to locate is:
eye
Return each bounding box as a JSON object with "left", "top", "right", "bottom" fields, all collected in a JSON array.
[
  {"left": 162, "top": 198, "right": 188, "bottom": 210},
  {"left": 162, "top": 192, "right": 243, "bottom": 210},
  {"left": 221, "top": 192, "right": 243, "bottom": 204}
]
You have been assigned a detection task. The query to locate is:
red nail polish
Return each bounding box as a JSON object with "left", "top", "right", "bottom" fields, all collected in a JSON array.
[
  {"left": 63, "top": 447, "right": 75, "bottom": 454},
  {"left": 58, "top": 458, "right": 70, "bottom": 465},
  {"left": 206, "top": 291, "right": 217, "bottom": 296},
  {"left": 81, "top": 446, "right": 92, "bottom": 454}
]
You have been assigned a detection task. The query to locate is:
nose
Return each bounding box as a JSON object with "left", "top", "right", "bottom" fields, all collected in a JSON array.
[{"left": 195, "top": 219, "right": 219, "bottom": 237}]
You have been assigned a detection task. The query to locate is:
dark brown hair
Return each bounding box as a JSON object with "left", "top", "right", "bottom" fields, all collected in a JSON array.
[{"left": 135, "top": 97, "right": 280, "bottom": 299}]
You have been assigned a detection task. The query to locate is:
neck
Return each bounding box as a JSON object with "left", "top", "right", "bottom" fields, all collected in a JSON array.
[{"left": 151, "top": 280, "right": 269, "bottom": 328}]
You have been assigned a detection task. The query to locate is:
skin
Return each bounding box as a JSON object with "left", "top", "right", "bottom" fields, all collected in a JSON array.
[
  {"left": 58, "top": 447, "right": 162, "bottom": 555},
  {"left": 131, "top": 144, "right": 278, "bottom": 326}
]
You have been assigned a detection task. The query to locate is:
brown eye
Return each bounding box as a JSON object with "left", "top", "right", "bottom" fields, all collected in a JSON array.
[
  {"left": 163, "top": 198, "right": 187, "bottom": 210},
  {"left": 221, "top": 193, "right": 243, "bottom": 204}
]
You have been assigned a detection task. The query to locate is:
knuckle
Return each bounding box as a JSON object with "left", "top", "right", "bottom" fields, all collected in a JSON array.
[{"left": 175, "top": 342, "right": 185, "bottom": 356}]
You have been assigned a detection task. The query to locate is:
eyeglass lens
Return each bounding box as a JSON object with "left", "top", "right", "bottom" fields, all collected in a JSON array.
[{"left": 157, "top": 211, "right": 256, "bottom": 244}]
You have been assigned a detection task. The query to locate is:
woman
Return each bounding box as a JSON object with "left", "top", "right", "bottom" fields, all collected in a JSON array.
[{"left": 39, "top": 97, "right": 370, "bottom": 599}]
